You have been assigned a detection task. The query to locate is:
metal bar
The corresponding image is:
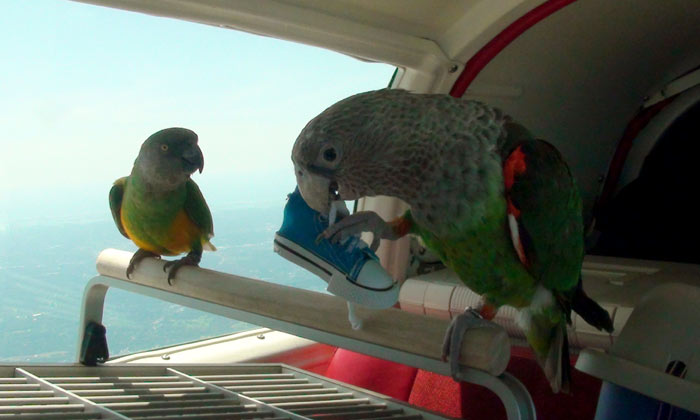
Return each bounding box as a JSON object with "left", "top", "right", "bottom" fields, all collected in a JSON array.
[
  {"left": 225, "top": 384, "right": 325, "bottom": 392},
  {"left": 89, "top": 393, "right": 221, "bottom": 403},
  {"left": 0, "top": 413, "right": 101, "bottom": 419},
  {"left": 101, "top": 398, "right": 236, "bottom": 409},
  {"left": 254, "top": 393, "right": 354, "bottom": 403},
  {"left": 290, "top": 404, "right": 388, "bottom": 415},
  {"left": 242, "top": 389, "right": 339, "bottom": 397},
  {"left": 197, "top": 374, "right": 296, "bottom": 380},
  {"left": 221, "top": 380, "right": 310, "bottom": 386},
  {"left": 117, "top": 404, "right": 248, "bottom": 417},
  {"left": 0, "top": 397, "right": 70, "bottom": 406},
  {"left": 310, "top": 408, "right": 404, "bottom": 419},
  {"left": 0, "top": 403, "right": 85, "bottom": 413},
  {"left": 44, "top": 377, "right": 180, "bottom": 383},
  {"left": 0, "top": 391, "right": 54, "bottom": 398}
]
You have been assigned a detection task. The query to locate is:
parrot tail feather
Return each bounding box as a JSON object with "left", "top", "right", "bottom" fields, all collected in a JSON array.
[
  {"left": 572, "top": 277, "right": 613, "bottom": 333},
  {"left": 559, "top": 325, "right": 572, "bottom": 394},
  {"left": 202, "top": 234, "right": 216, "bottom": 252},
  {"left": 519, "top": 286, "right": 571, "bottom": 394},
  {"left": 540, "top": 323, "right": 571, "bottom": 394}
]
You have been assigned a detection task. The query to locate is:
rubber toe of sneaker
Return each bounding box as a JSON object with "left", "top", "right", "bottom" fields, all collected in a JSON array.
[{"left": 327, "top": 259, "right": 399, "bottom": 309}]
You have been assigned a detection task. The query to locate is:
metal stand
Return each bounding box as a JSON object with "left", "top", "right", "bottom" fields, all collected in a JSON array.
[{"left": 78, "top": 249, "right": 536, "bottom": 420}]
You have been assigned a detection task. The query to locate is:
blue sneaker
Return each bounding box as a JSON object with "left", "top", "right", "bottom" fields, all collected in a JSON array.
[{"left": 274, "top": 187, "right": 399, "bottom": 310}]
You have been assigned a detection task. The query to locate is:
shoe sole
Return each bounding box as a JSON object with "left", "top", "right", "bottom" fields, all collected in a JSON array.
[{"left": 273, "top": 233, "right": 399, "bottom": 309}]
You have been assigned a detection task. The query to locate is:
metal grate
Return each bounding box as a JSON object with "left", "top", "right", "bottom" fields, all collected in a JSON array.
[
  {"left": 0, "top": 364, "right": 447, "bottom": 420},
  {"left": 0, "top": 374, "right": 100, "bottom": 419}
]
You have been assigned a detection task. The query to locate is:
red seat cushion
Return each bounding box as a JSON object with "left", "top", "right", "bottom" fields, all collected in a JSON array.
[
  {"left": 489, "top": 347, "right": 601, "bottom": 420},
  {"left": 409, "top": 369, "right": 466, "bottom": 418},
  {"left": 323, "top": 349, "right": 418, "bottom": 401},
  {"left": 410, "top": 346, "right": 602, "bottom": 420},
  {"left": 323, "top": 347, "right": 601, "bottom": 420}
]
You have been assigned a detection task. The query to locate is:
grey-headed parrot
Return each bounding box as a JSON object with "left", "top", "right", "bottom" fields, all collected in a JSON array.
[{"left": 291, "top": 89, "right": 612, "bottom": 393}]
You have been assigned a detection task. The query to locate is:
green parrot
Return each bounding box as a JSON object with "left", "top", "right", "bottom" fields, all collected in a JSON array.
[
  {"left": 109, "top": 127, "right": 215, "bottom": 284},
  {"left": 291, "top": 89, "right": 613, "bottom": 393}
]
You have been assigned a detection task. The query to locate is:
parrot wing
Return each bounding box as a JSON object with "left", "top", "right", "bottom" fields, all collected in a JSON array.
[
  {"left": 504, "top": 135, "right": 613, "bottom": 331},
  {"left": 109, "top": 177, "right": 130, "bottom": 239},
  {"left": 503, "top": 138, "right": 586, "bottom": 393},
  {"left": 183, "top": 179, "right": 215, "bottom": 248},
  {"left": 503, "top": 139, "right": 584, "bottom": 294}
]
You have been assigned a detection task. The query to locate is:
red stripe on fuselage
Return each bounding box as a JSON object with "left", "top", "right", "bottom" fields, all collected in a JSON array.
[{"left": 450, "top": 0, "right": 578, "bottom": 97}]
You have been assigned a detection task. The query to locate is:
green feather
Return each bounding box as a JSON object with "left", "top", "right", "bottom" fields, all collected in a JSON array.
[
  {"left": 121, "top": 171, "right": 186, "bottom": 254},
  {"left": 109, "top": 177, "right": 129, "bottom": 239},
  {"left": 410, "top": 197, "right": 537, "bottom": 308},
  {"left": 184, "top": 179, "right": 214, "bottom": 240}
]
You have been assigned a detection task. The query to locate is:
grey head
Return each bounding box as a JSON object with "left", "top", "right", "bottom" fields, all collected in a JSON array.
[{"left": 133, "top": 127, "right": 204, "bottom": 191}]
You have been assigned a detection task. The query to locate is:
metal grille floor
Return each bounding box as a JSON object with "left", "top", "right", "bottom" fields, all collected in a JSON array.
[{"left": 0, "top": 364, "right": 448, "bottom": 420}]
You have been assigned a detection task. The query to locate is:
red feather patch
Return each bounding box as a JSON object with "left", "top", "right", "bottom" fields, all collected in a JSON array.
[
  {"left": 389, "top": 216, "right": 413, "bottom": 237},
  {"left": 504, "top": 145, "right": 527, "bottom": 218},
  {"left": 507, "top": 199, "right": 521, "bottom": 218},
  {"left": 504, "top": 145, "right": 530, "bottom": 266},
  {"left": 479, "top": 302, "right": 498, "bottom": 321},
  {"left": 504, "top": 145, "right": 527, "bottom": 191}
]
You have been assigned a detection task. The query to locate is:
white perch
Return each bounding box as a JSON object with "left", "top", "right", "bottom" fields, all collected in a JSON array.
[{"left": 93, "top": 248, "right": 510, "bottom": 375}]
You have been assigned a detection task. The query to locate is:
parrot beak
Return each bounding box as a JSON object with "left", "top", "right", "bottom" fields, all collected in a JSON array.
[
  {"left": 182, "top": 144, "right": 204, "bottom": 174},
  {"left": 294, "top": 162, "right": 335, "bottom": 214}
]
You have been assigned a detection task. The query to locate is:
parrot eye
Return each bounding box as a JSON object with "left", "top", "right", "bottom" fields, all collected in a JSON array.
[
  {"left": 322, "top": 147, "right": 337, "bottom": 162},
  {"left": 318, "top": 144, "right": 341, "bottom": 168},
  {"left": 160, "top": 144, "right": 169, "bottom": 152}
]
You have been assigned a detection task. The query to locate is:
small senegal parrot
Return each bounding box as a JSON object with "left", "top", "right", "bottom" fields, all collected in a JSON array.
[
  {"left": 109, "top": 127, "right": 215, "bottom": 284},
  {"left": 291, "top": 89, "right": 613, "bottom": 393}
]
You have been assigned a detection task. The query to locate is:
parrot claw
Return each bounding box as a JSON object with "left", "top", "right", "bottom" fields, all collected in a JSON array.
[
  {"left": 162, "top": 252, "right": 202, "bottom": 285},
  {"left": 442, "top": 307, "right": 502, "bottom": 382},
  {"left": 314, "top": 233, "right": 325, "bottom": 245},
  {"left": 320, "top": 211, "right": 387, "bottom": 252},
  {"left": 126, "top": 249, "right": 160, "bottom": 279}
]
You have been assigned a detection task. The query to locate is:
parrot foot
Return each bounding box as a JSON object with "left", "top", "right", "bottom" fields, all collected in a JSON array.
[
  {"left": 442, "top": 307, "right": 502, "bottom": 382},
  {"left": 127, "top": 249, "right": 161, "bottom": 279},
  {"left": 163, "top": 252, "right": 201, "bottom": 285},
  {"left": 318, "top": 210, "right": 390, "bottom": 252}
]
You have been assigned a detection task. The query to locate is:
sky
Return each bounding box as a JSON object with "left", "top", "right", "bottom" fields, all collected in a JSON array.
[{"left": 0, "top": 0, "right": 394, "bottom": 226}]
